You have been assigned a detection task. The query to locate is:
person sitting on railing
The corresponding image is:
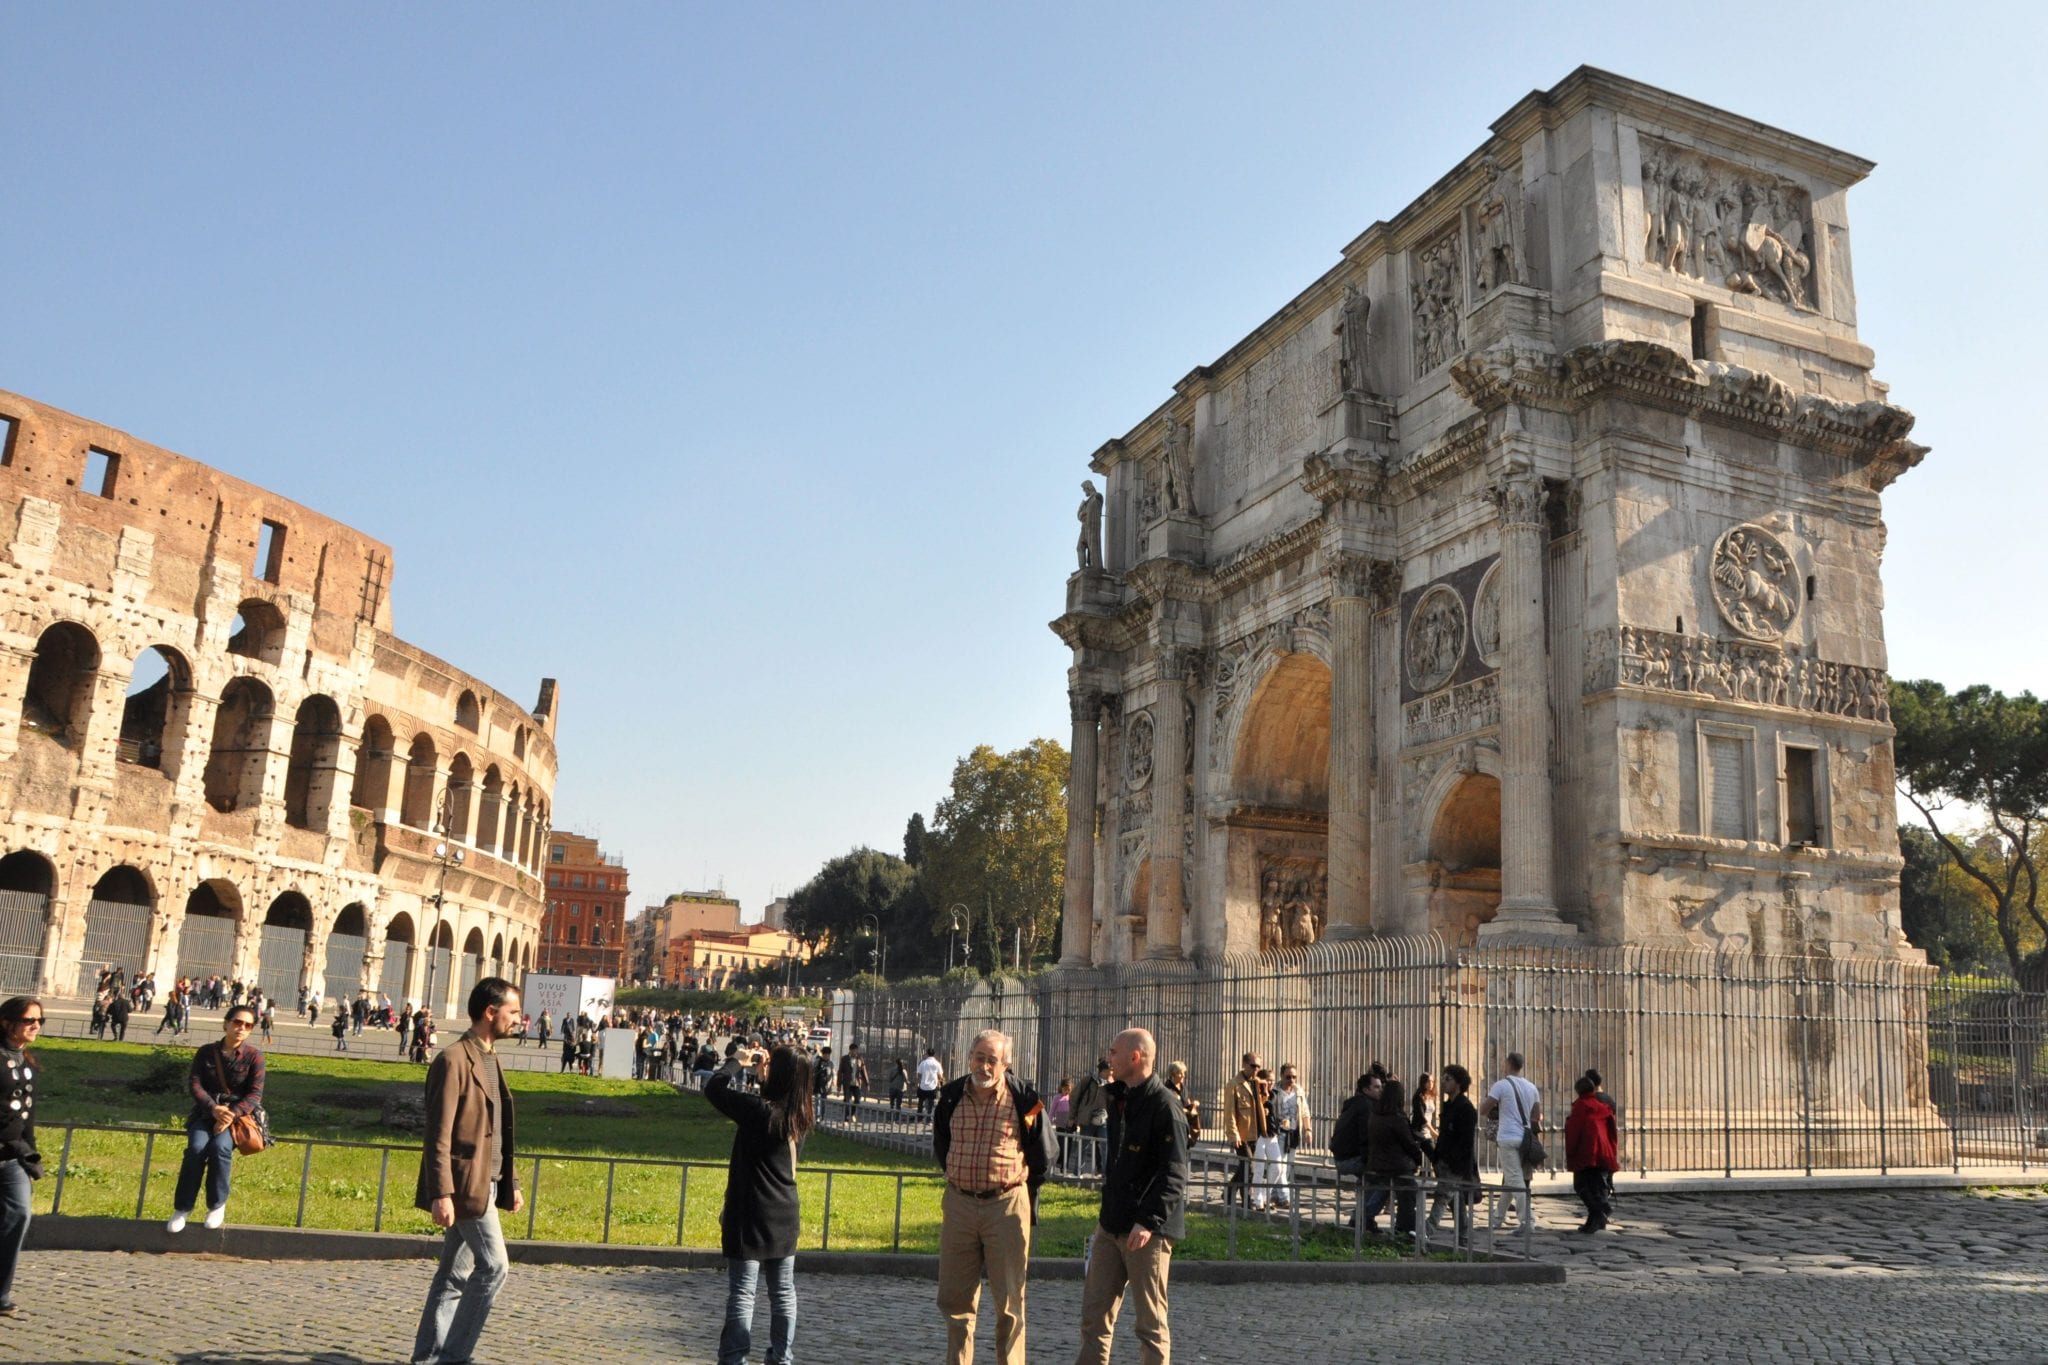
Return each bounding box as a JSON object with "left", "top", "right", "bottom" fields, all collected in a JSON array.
[
  {"left": 1329, "top": 1071, "right": 1374, "bottom": 1211},
  {"left": 166, "top": 1004, "right": 264, "bottom": 1234},
  {"left": 1362, "top": 1078, "right": 1423, "bottom": 1238}
]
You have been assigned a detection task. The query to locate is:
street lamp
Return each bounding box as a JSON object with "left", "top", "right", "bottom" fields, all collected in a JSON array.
[
  {"left": 859, "top": 913, "right": 887, "bottom": 981},
  {"left": 420, "top": 789, "right": 465, "bottom": 1019},
  {"left": 947, "top": 904, "right": 969, "bottom": 972}
]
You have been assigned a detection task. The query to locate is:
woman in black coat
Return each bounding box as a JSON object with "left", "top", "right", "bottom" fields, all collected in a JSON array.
[
  {"left": 1363, "top": 1077, "right": 1424, "bottom": 1236},
  {"left": 705, "top": 1045, "right": 814, "bottom": 1365}
]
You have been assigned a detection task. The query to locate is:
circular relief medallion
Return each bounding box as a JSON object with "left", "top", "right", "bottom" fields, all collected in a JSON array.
[
  {"left": 1471, "top": 562, "right": 1505, "bottom": 669},
  {"left": 1404, "top": 583, "right": 1468, "bottom": 694},
  {"left": 1709, "top": 524, "right": 1800, "bottom": 641},
  {"left": 1124, "top": 711, "right": 1155, "bottom": 790}
]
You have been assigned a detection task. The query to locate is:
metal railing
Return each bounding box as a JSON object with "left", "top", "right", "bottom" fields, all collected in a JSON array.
[
  {"left": 837, "top": 938, "right": 2048, "bottom": 1178},
  {"left": 33, "top": 1012, "right": 597, "bottom": 1074}
]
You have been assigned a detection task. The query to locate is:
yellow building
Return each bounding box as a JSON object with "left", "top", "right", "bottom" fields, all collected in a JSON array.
[{"left": 667, "top": 926, "right": 809, "bottom": 990}]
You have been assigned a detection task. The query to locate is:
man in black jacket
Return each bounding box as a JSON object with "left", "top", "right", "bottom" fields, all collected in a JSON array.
[
  {"left": 1074, "top": 1027, "right": 1185, "bottom": 1365},
  {"left": 932, "top": 1028, "right": 1056, "bottom": 1365},
  {"left": 1426, "top": 1063, "right": 1480, "bottom": 1243}
]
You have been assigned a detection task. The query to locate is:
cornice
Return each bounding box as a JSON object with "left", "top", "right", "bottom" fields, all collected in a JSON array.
[
  {"left": 1049, "top": 608, "right": 1134, "bottom": 655},
  {"left": 1207, "top": 517, "right": 1326, "bottom": 601},
  {"left": 1391, "top": 416, "right": 1492, "bottom": 501},
  {"left": 1123, "top": 556, "right": 1206, "bottom": 607},
  {"left": 1303, "top": 448, "right": 1391, "bottom": 506}
]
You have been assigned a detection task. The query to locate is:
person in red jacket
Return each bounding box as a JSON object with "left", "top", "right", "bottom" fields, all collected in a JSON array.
[{"left": 1564, "top": 1076, "right": 1618, "bottom": 1233}]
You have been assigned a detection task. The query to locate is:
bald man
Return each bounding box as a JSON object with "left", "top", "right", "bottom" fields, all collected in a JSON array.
[{"left": 1074, "top": 1027, "right": 1186, "bottom": 1365}]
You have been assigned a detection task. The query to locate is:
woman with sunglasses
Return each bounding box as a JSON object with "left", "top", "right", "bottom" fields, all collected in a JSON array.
[
  {"left": 0, "top": 995, "right": 46, "bottom": 1318},
  {"left": 167, "top": 1004, "right": 265, "bottom": 1233}
]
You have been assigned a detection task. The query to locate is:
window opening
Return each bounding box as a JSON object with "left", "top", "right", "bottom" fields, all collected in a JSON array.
[
  {"left": 255, "top": 520, "right": 286, "bottom": 582},
  {"left": 1785, "top": 747, "right": 1820, "bottom": 846},
  {"left": 86, "top": 447, "right": 119, "bottom": 498}
]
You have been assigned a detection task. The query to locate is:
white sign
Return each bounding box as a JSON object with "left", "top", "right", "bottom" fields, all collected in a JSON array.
[{"left": 524, "top": 973, "right": 615, "bottom": 1027}]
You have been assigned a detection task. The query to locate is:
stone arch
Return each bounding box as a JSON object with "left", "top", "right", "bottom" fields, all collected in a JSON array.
[
  {"left": 459, "top": 926, "right": 486, "bottom": 1006},
  {"left": 350, "top": 714, "right": 396, "bottom": 814},
  {"left": 1231, "top": 651, "right": 1332, "bottom": 809},
  {"left": 177, "top": 880, "right": 243, "bottom": 983},
  {"left": 489, "top": 931, "right": 505, "bottom": 979},
  {"left": 23, "top": 620, "right": 101, "bottom": 745},
  {"left": 284, "top": 694, "right": 345, "bottom": 830},
  {"left": 202, "top": 677, "right": 275, "bottom": 813},
  {"left": 475, "top": 765, "right": 503, "bottom": 852},
  {"left": 513, "top": 725, "right": 527, "bottom": 760},
  {"left": 426, "top": 918, "right": 456, "bottom": 1017},
  {"left": 325, "top": 902, "right": 369, "bottom": 1001},
  {"left": 1219, "top": 649, "right": 1334, "bottom": 955},
  {"left": 454, "top": 689, "right": 481, "bottom": 733},
  {"left": 401, "top": 733, "right": 437, "bottom": 829},
  {"left": 499, "top": 782, "right": 521, "bottom": 861},
  {"left": 0, "top": 850, "right": 55, "bottom": 992},
  {"left": 118, "top": 645, "right": 193, "bottom": 772},
  {"left": 1422, "top": 758, "right": 1504, "bottom": 947},
  {"left": 225, "top": 598, "right": 286, "bottom": 666},
  {"left": 445, "top": 753, "right": 475, "bottom": 844},
  {"left": 258, "top": 890, "right": 314, "bottom": 1001},
  {"left": 379, "top": 910, "right": 417, "bottom": 1004},
  {"left": 77, "top": 864, "right": 155, "bottom": 993}
]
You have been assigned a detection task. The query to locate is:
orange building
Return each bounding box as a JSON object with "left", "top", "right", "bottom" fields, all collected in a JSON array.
[
  {"left": 667, "top": 925, "right": 810, "bottom": 990},
  {"left": 540, "top": 832, "right": 629, "bottom": 979}
]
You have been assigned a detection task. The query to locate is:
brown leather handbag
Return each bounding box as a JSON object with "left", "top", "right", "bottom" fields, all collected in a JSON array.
[{"left": 211, "top": 1051, "right": 270, "bottom": 1155}]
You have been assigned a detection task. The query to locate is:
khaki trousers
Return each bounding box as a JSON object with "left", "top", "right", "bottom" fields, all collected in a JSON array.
[
  {"left": 1073, "top": 1223, "right": 1172, "bottom": 1365},
  {"left": 937, "top": 1183, "right": 1032, "bottom": 1365}
]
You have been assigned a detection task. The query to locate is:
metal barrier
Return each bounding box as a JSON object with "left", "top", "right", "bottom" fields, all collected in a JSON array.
[
  {"left": 839, "top": 941, "right": 2048, "bottom": 1177},
  {"left": 34, "top": 1013, "right": 580, "bottom": 1074}
]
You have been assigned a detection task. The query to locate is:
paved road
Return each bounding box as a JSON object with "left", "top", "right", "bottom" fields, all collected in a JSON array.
[{"left": 3, "top": 1188, "right": 2045, "bottom": 1363}]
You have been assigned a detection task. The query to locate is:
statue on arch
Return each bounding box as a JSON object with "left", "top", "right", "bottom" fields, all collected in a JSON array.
[{"left": 1077, "top": 479, "right": 1105, "bottom": 570}]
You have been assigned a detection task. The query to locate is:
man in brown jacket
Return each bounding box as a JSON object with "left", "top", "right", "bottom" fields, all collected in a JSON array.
[
  {"left": 1223, "top": 1052, "right": 1268, "bottom": 1208},
  {"left": 411, "top": 977, "right": 524, "bottom": 1365}
]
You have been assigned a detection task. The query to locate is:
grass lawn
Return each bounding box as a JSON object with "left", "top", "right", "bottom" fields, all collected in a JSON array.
[{"left": 25, "top": 1039, "right": 1406, "bottom": 1261}]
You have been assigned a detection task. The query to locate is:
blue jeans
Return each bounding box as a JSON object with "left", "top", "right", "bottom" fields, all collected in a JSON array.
[
  {"left": 719, "top": 1255, "right": 796, "bottom": 1365},
  {"left": 0, "top": 1158, "right": 31, "bottom": 1307},
  {"left": 172, "top": 1124, "right": 233, "bottom": 1212},
  {"left": 412, "top": 1198, "right": 509, "bottom": 1365}
]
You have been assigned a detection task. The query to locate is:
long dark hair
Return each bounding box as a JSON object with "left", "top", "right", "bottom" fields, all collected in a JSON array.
[
  {"left": 0, "top": 995, "right": 41, "bottom": 1051},
  {"left": 761, "top": 1045, "right": 815, "bottom": 1145},
  {"left": 1376, "top": 1077, "right": 1407, "bottom": 1117}
]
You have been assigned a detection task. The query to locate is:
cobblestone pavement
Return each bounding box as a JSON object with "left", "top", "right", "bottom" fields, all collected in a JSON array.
[{"left": 3, "top": 1188, "right": 2045, "bottom": 1364}]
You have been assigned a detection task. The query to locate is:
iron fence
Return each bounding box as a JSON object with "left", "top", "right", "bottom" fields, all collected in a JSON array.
[{"left": 838, "top": 936, "right": 2048, "bottom": 1178}]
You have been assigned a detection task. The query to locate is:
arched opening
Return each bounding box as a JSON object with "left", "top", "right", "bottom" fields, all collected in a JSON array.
[
  {"left": 77, "top": 865, "right": 154, "bottom": 994},
  {"left": 475, "top": 765, "right": 503, "bottom": 852},
  {"left": 500, "top": 782, "right": 521, "bottom": 861},
  {"left": 401, "top": 734, "right": 438, "bottom": 829},
  {"left": 202, "top": 677, "right": 275, "bottom": 813},
  {"left": 1428, "top": 772, "right": 1503, "bottom": 945},
  {"left": 380, "top": 911, "right": 417, "bottom": 1005},
  {"left": 284, "top": 695, "right": 344, "bottom": 831},
  {"left": 22, "top": 622, "right": 101, "bottom": 745},
  {"left": 426, "top": 920, "right": 456, "bottom": 1016},
  {"left": 324, "top": 902, "right": 369, "bottom": 1001},
  {"left": 513, "top": 726, "right": 527, "bottom": 760},
  {"left": 459, "top": 927, "right": 486, "bottom": 1009},
  {"left": 516, "top": 792, "right": 534, "bottom": 868},
  {"left": 119, "top": 646, "right": 192, "bottom": 771},
  {"left": 177, "top": 881, "right": 242, "bottom": 983},
  {"left": 350, "top": 715, "right": 395, "bottom": 814},
  {"left": 1226, "top": 652, "right": 1333, "bottom": 954},
  {"left": 455, "top": 690, "right": 481, "bottom": 733},
  {"left": 0, "top": 851, "right": 56, "bottom": 992},
  {"left": 257, "top": 891, "right": 313, "bottom": 1001},
  {"left": 489, "top": 932, "right": 504, "bottom": 980},
  {"left": 225, "top": 598, "right": 286, "bottom": 666},
  {"left": 445, "top": 754, "right": 475, "bottom": 844}
]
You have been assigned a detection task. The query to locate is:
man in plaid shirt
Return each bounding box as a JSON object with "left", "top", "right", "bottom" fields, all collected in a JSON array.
[{"left": 932, "top": 1028, "right": 1056, "bottom": 1365}]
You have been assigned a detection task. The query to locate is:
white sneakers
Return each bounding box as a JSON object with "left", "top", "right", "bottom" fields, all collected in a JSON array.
[{"left": 165, "top": 1205, "right": 226, "bottom": 1233}]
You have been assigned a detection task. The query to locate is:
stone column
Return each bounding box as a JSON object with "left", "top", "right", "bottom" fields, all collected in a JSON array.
[
  {"left": 1145, "top": 653, "right": 1188, "bottom": 959},
  {"left": 1325, "top": 555, "right": 1374, "bottom": 936},
  {"left": 1060, "top": 687, "right": 1100, "bottom": 968},
  {"left": 1482, "top": 472, "right": 1575, "bottom": 939},
  {"left": 0, "top": 643, "right": 36, "bottom": 767}
]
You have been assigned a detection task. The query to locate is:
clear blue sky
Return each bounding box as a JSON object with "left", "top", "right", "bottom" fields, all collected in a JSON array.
[{"left": 3, "top": 5, "right": 2039, "bottom": 918}]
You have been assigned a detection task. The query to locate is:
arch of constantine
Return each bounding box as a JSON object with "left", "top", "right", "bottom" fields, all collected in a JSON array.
[
  {"left": 0, "top": 389, "right": 557, "bottom": 1017},
  {"left": 1055, "top": 67, "right": 1922, "bottom": 970}
]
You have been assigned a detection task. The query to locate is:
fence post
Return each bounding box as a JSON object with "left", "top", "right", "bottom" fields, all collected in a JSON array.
[
  {"left": 295, "top": 1141, "right": 314, "bottom": 1227},
  {"left": 526, "top": 1156, "right": 541, "bottom": 1240},
  {"left": 892, "top": 1175, "right": 904, "bottom": 1253},
  {"left": 375, "top": 1148, "right": 391, "bottom": 1232},
  {"left": 602, "top": 1161, "right": 617, "bottom": 1243},
  {"left": 134, "top": 1130, "right": 156, "bottom": 1219},
  {"left": 821, "top": 1171, "right": 834, "bottom": 1252},
  {"left": 676, "top": 1165, "right": 690, "bottom": 1246},
  {"left": 1631, "top": 954, "right": 1648, "bottom": 1175},
  {"left": 1718, "top": 956, "right": 1734, "bottom": 1178},
  {"left": 1875, "top": 971, "right": 1890, "bottom": 1175},
  {"left": 1796, "top": 964, "right": 1814, "bottom": 1178},
  {"left": 50, "top": 1127, "right": 74, "bottom": 1215},
  {"left": 2009, "top": 992, "right": 2031, "bottom": 1174}
]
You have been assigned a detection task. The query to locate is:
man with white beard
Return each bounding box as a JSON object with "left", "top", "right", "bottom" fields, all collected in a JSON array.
[{"left": 932, "top": 1028, "right": 1056, "bottom": 1365}]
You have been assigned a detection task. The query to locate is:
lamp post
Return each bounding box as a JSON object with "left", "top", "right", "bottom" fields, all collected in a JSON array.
[
  {"left": 946, "top": 904, "right": 969, "bottom": 972},
  {"left": 858, "top": 913, "right": 887, "bottom": 982},
  {"left": 420, "top": 789, "right": 465, "bottom": 1019}
]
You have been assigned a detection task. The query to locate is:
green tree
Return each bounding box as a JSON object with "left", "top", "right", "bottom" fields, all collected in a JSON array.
[
  {"left": 1898, "top": 825, "right": 2003, "bottom": 971},
  {"left": 904, "top": 812, "right": 927, "bottom": 869},
  {"left": 921, "top": 738, "right": 1069, "bottom": 971},
  {"left": 1891, "top": 679, "right": 2048, "bottom": 984},
  {"left": 783, "top": 847, "right": 917, "bottom": 976}
]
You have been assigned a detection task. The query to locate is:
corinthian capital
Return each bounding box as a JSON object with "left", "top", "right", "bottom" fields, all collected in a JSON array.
[
  {"left": 1069, "top": 688, "right": 1103, "bottom": 727},
  {"left": 1492, "top": 472, "right": 1544, "bottom": 528},
  {"left": 1325, "top": 551, "right": 1376, "bottom": 601}
]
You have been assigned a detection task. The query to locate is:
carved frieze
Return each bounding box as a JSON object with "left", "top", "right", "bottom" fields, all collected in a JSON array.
[
  {"left": 1208, "top": 603, "right": 1338, "bottom": 735},
  {"left": 1256, "top": 855, "right": 1328, "bottom": 952},
  {"left": 1410, "top": 229, "right": 1465, "bottom": 374},
  {"left": 1118, "top": 790, "right": 1152, "bottom": 834},
  {"left": 1710, "top": 524, "right": 1801, "bottom": 641},
  {"left": 1640, "top": 136, "right": 1815, "bottom": 309},
  {"left": 1590, "top": 626, "right": 1891, "bottom": 721},
  {"left": 1471, "top": 562, "right": 1505, "bottom": 669},
  {"left": 1125, "top": 711, "right": 1155, "bottom": 790},
  {"left": 1402, "top": 673, "right": 1501, "bottom": 747},
  {"left": 1404, "top": 584, "right": 1468, "bottom": 694}
]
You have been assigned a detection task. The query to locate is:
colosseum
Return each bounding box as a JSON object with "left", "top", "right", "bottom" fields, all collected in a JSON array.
[{"left": 0, "top": 388, "right": 558, "bottom": 1017}]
